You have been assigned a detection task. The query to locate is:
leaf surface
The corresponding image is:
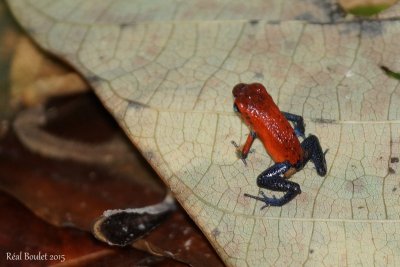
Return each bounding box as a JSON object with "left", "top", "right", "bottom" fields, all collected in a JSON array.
[{"left": 8, "top": 0, "right": 400, "bottom": 266}]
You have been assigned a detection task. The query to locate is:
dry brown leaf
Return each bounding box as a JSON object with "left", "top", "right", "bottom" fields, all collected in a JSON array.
[
  {"left": 0, "top": 190, "right": 180, "bottom": 266},
  {"left": 0, "top": 28, "right": 20, "bottom": 59},
  {"left": 10, "top": 36, "right": 88, "bottom": 107},
  {"left": 1, "top": 92, "right": 223, "bottom": 266}
]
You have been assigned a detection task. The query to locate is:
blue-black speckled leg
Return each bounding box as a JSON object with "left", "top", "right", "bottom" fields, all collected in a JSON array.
[
  {"left": 244, "top": 162, "right": 301, "bottom": 207},
  {"left": 301, "top": 134, "right": 327, "bottom": 177},
  {"left": 282, "top": 111, "right": 305, "bottom": 138}
]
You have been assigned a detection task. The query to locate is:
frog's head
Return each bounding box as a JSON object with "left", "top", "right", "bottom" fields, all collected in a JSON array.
[
  {"left": 232, "top": 83, "right": 246, "bottom": 113},
  {"left": 232, "top": 82, "right": 266, "bottom": 115},
  {"left": 232, "top": 83, "right": 247, "bottom": 98}
]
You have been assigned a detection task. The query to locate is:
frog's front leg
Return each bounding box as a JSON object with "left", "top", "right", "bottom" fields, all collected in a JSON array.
[
  {"left": 244, "top": 162, "right": 301, "bottom": 207},
  {"left": 232, "top": 130, "right": 256, "bottom": 165},
  {"left": 282, "top": 112, "right": 305, "bottom": 138}
]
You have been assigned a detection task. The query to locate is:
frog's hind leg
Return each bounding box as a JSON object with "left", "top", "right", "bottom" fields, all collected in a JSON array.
[
  {"left": 281, "top": 112, "right": 305, "bottom": 138},
  {"left": 301, "top": 134, "right": 327, "bottom": 176},
  {"left": 244, "top": 162, "right": 301, "bottom": 207}
]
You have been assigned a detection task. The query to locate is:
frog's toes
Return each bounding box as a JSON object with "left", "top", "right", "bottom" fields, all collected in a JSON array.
[
  {"left": 231, "top": 140, "right": 249, "bottom": 166},
  {"left": 231, "top": 140, "right": 238, "bottom": 147},
  {"left": 244, "top": 191, "right": 274, "bottom": 208},
  {"left": 295, "top": 128, "right": 306, "bottom": 139}
]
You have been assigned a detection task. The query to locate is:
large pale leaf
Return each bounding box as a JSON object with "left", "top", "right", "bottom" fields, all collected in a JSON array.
[{"left": 8, "top": 0, "right": 400, "bottom": 266}]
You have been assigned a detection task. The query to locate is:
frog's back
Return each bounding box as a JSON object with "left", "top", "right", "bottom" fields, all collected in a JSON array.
[{"left": 254, "top": 104, "right": 302, "bottom": 165}]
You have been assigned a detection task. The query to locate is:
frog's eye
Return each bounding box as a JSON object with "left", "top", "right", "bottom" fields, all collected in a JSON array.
[{"left": 233, "top": 103, "right": 240, "bottom": 113}]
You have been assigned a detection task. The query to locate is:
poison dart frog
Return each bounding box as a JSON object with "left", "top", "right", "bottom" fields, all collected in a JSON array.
[{"left": 232, "top": 83, "right": 327, "bottom": 207}]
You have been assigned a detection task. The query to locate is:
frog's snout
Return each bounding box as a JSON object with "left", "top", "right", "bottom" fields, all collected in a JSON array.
[
  {"left": 232, "top": 83, "right": 247, "bottom": 97},
  {"left": 317, "top": 165, "right": 327, "bottom": 176}
]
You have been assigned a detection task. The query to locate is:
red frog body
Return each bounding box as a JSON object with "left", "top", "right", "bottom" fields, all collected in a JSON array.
[
  {"left": 232, "top": 83, "right": 327, "bottom": 207},
  {"left": 233, "top": 83, "right": 303, "bottom": 165}
]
